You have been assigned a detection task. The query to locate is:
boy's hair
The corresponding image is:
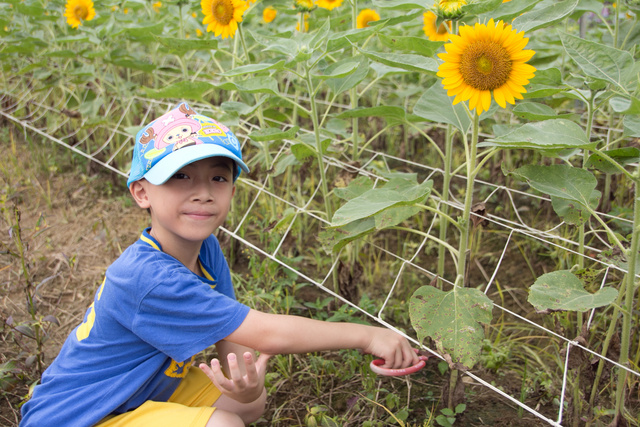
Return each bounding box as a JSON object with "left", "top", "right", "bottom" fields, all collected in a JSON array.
[{"left": 127, "top": 102, "right": 249, "bottom": 187}]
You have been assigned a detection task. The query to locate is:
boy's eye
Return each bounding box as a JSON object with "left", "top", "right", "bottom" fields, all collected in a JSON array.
[
  {"left": 171, "top": 172, "right": 189, "bottom": 179},
  {"left": 212, "top": 176, "right": 228, "bottom": 182}
]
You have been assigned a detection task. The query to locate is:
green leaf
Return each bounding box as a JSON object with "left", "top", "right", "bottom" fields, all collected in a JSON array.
[
  {"left": 512, "top": 0, "right": 579, "bottom": 33},
  {"left": 524, "top": 67, "right": 566, "bottom": 99},
  {"left": 334, "top": 176, "right": 374, "bottom": 201},
  {"left": 480, "top": 119, "right": 594, "bottom": 150},
  {"left": 610, "top": 96, "right": 640, "bottom": 114},
  {"left": 360, "top": 50, "right": 439, "bottom": 74},
  {"left": 559, "top": 32, "right": 634, "bottom": 93},
  {"left": 319, "top": 217, "right": 376, "bottom": 253},
  {"left": 143, "top": 81, "right": 215, "bottom": 101},
  {"left": 330, "top": 178, "right": 432, "bottom": 228},
  {"left": 119, "top": 23, "right": 165, "bottom": 42},
  {"left": 623, "top": 115, "right": 640, "bottom": 136},
  {"left": 327, "top": 27, "right": 377, "bottom": 52},
  {"left": 377, "top": 34, "right": 444, "bottom": 57},
  {"left": 512, "top": 102, "right": 575, "bottom": 121},
  {"left": 586, "top": 148, "right": 640, "bottom": 174},
  {"left": 153, "top": 36, "right": 219, "bottom": 54},
  {"left": 216, "top": 76, "right": 280, "bottom": 95},
  {"left": 219, "top": 60, "right": 286, "bottom": 77},
  {"left": 249, "top": 31, "right": 298, "bottom": 57},
  {"left": 371, "top": 0, "right": 430, "bottom": 10},
  {"left": 220, "top": 99, "right": 266, "bottom": 116},
  {"left": 314, "top": 60, "right": 360, "bottom": 80},
  {"left": 413, "top": 84, "right": 472, "bottom": 134},
  {"left": 291, "top": 143, "right": 316, "bottom": 161},
  {"left": 410, "top": 286, "right": 493, "bottom": 369},
  {"left": 325, "top": 56, "right": 370, "bottom": 94},
  {"left": 508, "top": 164, "right": 601, "bottom": 225},
  {"left": 108, "top": 58, "right": 155, "bottom": 72},
  {"left": 248, "top": 126, "right": 299, "bottom": 142},
  {"left": 461, "top": 0, "right": 503, "bottom": 16},
  {"left": 528, "top": 270, "right": 618, "bottom": 312},
  {"left": 336, "top": 106, "right": 406, "bottom": 123},
  {"left": 480, "top": 0, "right": 539, "bottom": 22}
]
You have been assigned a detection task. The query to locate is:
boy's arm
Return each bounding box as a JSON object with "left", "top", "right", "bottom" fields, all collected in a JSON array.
[{"left": 224, "top": 309, "right": 419, "bottom": 369}]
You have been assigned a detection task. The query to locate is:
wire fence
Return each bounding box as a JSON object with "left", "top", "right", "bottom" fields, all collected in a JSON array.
[{"left": 2, "top": 82, "right": 638, "bottom": 426}]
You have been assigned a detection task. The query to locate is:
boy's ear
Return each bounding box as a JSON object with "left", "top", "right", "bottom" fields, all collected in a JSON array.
[{"left": 129, "top": 180, "right": 151, "bottom": 209}]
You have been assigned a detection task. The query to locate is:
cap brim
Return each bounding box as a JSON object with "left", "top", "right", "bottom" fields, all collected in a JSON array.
[{"left": 143, "top": 144, "right": 249, "bottom": 185}]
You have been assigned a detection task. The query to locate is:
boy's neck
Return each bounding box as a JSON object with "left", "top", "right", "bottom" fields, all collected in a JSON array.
[{"left": 149, "top": 228, "right": 204, "bottom": 277}]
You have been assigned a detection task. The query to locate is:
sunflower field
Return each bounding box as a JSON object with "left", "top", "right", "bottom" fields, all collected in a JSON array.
[{"left": 2, "top": 0, "right": 640, "bottom": 425}]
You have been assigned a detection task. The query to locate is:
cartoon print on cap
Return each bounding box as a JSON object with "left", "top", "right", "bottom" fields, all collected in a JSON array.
[{"left": 139, "top": 104, "right": 203, "bottom": 164}]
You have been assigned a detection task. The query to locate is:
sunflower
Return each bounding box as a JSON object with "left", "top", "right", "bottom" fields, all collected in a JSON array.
[
  {"left": 202, "top": 0, "right": 248, "bottom": 39},
  {"left": 437, "top": 0, "right": 466, "bottom": 19},
  {"left": 357, "top": 9, "right": 379, "bottom": 29},
  {"left": 423, "top": 11, "right": 451, "bottom": 41},
  {"left": 152, "top": 1, "right": 162, "bottom": 12},
  {"left": 316, "top": 0, "right": 343, "bottom": 11},
  {"left": 63, "top": 0, "right": 96, "bottom": 29},
  {"left": 295, "top": 0, "right": 314, "bottom": 12},
  {"left": 263, "top": 6, "right": 277, "bottom": 23},
  {"left": 437, "top": 19, "right": 536, "bottom": 115}
]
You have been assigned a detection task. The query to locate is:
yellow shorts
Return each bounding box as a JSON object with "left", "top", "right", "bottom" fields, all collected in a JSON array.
[{"left": 98, "top": 367, "right": 222, "bottom": 427}]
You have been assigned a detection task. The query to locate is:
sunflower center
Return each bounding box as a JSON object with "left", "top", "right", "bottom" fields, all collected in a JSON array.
[
  {"left": 74, "top": 4, "right": 89, "bottom": 20},
  {"left": 212, "top": 0, "right": 234, "bottom": 25},
  {"left": 460, "top": 40, "right": 512, "bottom": 91}
]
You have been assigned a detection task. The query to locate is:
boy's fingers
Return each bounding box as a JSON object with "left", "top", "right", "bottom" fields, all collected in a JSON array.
[{"left": 226, "top": 353, "right": 244, "bottom": 382}]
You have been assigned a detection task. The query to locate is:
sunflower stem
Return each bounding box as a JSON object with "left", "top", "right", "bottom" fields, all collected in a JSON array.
[
  {"left": 350, "top": 0, "right": 359, "bottom": 161},
  {"left": 455, "top": 112, "right": 479, "bottom": 288},
  {"left": 437, "top": 124, "right": 454, "bottom": 289}
]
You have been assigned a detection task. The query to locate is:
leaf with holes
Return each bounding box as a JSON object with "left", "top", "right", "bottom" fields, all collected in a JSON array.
[
  {"left": 330, "top": 177, "right": 432, "bottom": 228},
  {"left": 410, "top": 286, "right": 493, "bottom": 369},
  {"left": 508, "top": 164, "right": 600, "bottom": 225},
  {"left": 528, "top": 270, "right": 618, "bottom": 312}
]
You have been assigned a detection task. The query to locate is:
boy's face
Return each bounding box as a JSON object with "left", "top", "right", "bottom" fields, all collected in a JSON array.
[{"left": 129, "top": 157, "right": 236, "bottom": 247}]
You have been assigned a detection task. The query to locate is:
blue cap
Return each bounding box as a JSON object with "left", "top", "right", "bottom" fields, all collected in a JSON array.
[{"left": 127, "top": 103, "right": 249, "bottom": 186}]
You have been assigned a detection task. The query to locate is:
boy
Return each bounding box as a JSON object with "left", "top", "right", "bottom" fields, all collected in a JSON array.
[{"left": 20, "top": 103, "right": 419, "bottom": 427}]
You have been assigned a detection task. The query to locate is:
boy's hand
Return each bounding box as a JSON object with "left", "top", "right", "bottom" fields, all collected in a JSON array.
[
  {"left": 364, "top": 327, "right": 419, "bottom": 369},
  {"left": 199, "top": 351, "right": 271, "bottom": 404}
]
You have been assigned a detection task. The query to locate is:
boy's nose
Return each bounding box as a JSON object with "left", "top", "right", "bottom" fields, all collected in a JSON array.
[{"left": 192, "top": 180, "right": 214, "bottom": 202}]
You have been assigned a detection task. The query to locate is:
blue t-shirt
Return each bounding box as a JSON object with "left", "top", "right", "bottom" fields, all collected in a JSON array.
[{"left": 20, "top": 229, "right": 250, "bottom": 427}]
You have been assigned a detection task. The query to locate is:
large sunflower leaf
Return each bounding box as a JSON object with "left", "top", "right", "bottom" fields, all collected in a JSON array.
[
  {"left": 508, "top": 164, "right": 601, "bottom": 225},
  {"left": 360, "top": 50, "right": 439, "bottom": 75},
  {"left": 528, "top": 270, "right": 618, "bottom": 313},
  {"left": 479, "top": 119, "right": 594, "bottom": 150},
  {"left": 585, "top": 147, "right": 640, "bottom": 174},
  {"left": 218, "top": 60, "right": 286, "bottom": 77},
  {"left": 371, "top": 0, "right": 430, "bottom": 10},
  {"left": 143, "top": 81, "right": 214, "bottom": 101},
  {"left": 559, "top": 33, "right": 634, "bottom": 93},
  {"left": 330, "top": 177, "right": 432, "bottom": 228},
  {"left": 480, "top": 0, "right": 539, "bottom": 22},
  {"left": 327, "top": 27, "right": 378, "bottom": 52},
  {"left": 216, "top": 77, "right": 279, "bottom": 95},
  {"left": 152, "top": 36, "right": 219, "bottom": 54},
  {"left": 512, "top": 0, "right": 578, "bottom": 33},
  {"left": 377, "top": 34, "right": 444, "bottom": 57},
  {"left": 413, "top": 84, "right": 472, "bottom": 134},
  {"left": 410, "top": 286, "right": 493, "bottom": 369},
  {"left": 512, "top": 102, "right": 576, "bottom": 121},
  {"left": 325, "top": 56, "right": 370, "bottom": 94}
]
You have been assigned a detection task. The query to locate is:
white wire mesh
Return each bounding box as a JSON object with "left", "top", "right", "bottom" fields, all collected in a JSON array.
[{"left": 2, "top": 81, "right": 638, "bottom": 426}]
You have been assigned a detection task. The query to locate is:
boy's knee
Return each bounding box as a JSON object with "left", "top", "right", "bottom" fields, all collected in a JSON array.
[{"left": 241, "top": 389, "right": 267, "bottom": 424}]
